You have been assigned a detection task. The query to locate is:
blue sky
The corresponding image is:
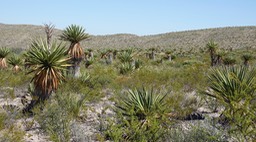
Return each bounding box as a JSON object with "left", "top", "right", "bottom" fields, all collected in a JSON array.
[{"left": 1, "top": 0, "right": 256, "bottom": 35}]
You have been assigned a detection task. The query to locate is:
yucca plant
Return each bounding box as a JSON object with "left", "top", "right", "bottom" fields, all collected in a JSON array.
[
  {"left": 117, "top": 87, "right": 167, "bottom": 121},
  {"left": 205, "top": 66, "right": 256, "bottom": 140},
  {"left": 119, "top": 62, "right": 135, "bottom": 75},
  {"left": 206, "top": 40, "right": 218, "bottom": 66},
  {"left": 223, "top": 56, "right": 236, "bottom": 66},
  {"left": 134, "top": 59, "right": 143, "bottom": 69},
  {"left": 60, "top": 24, "right": 89, "bottom": 77},
  {"left": 7, "top": 54, "right": 23, "bottom": 72},
  {"left": 24, "top": 39, "right": 70, "bottom": 112},
  {"left": 215, "top": 50, "right": 226, "bottom": 66},
  {"left": 118, "top": 50, "right": 133, "bottom": 63},
  {"left": 242, "top": 53, "right": 253, "bottom": 66},
  {"left": 87, "top": 48, "right": 94, "bottom": 59},
  {"left": 0, "top": 47, "right": 11, "bottom": 69},
  {"left": 165, "top": 50, "right": 172, "bottom": 61},
  {"left": 148, "top": 47, "right": 157, "bottom": 60},
  {"left": 85, "top": 57, "right": 94, "bottom": 68}
]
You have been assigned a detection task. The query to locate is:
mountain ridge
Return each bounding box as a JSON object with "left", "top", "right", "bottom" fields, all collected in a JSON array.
[{"left": 0, "top": 23, "right": 256, "bottom": 51}]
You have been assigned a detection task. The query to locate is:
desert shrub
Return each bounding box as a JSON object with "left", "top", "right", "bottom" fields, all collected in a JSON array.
[
  {"left": 0, "top": 110, "right": 25, "bottom": 142},
  {"left": 104, "top": 113, "right": 171, "bottom": 142},
  {"left": 0, "top": 112, "right": 7, "bottom": 130},
  {"left": 0, "top": 125, "right": 26, "bottom": 142},
  {"left": 165, "top": 91, "right": 202, "bottom": 119},
  {"left": 0, "top": 70, "right": 31, "bottom": 87},
  {"left": 182, "top": 60, "right": 203, "bottom": 66},
  {"left": 89, "top": 65, "right": 117, "bottom": 88},
  {"left": 168, "top": 123, "right": 229, "bottom": 142},
  {"left": 205, "top": 66, "right": 256, "bottom": 141},
  {"left": 33, "top": 92, "right": 87, "bottom": 142},
  {"left": 54, "top": 93, "right": 87, "bottom": 119},
  {"left": 80, "top": 71, "right": 91, "bottom": 83}
]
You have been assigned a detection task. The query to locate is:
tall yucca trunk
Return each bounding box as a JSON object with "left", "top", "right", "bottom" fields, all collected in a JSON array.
[
  {"left": 73, "top": 60, "right": 81, "bottom": 78},
  {"left": 244, "top": 60, "right": 249, "bottom": 66},
  {"left": 68, "top": 43, "right": 84, "bottom": 78},
  {"left": 210, "top": 50, "right": 217, "bottom": 66},
  {"left": 150, "top": 51, "right": 156, "bottom": 60},
  {"left": 23, "top": 87, "right": 52, "bottom": 113},
  {"left": 89, "top": 51, "right": 94, "bottom": 59},
  {"left": 107, "top": 52, "right": 113, "bottom": 64},
  {"left": 167, "top": 55, "right": 172, "bottom": 61}
]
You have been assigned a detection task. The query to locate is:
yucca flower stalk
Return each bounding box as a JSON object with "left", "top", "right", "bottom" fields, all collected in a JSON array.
[{"left": 44, "top": 23, "right": 55, "bottom": 47}]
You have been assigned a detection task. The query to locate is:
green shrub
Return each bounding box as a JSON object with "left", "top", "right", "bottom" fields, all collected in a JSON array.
[
  {"left": 0, "top": 112, "right": 7, "bottom": 130},
  {"left": 168, "top": 123, "right": 228, "bottom": 142},
  {"left": 104, "top": 113, "right": 170, "bottom": 142},
  {"left": 34, "top": 93, "right": 84, "bottom": 142},
  {"left": 80, "top": 71, "right": 91, "bottom": 83},
  {"left": 0, "top": 125, "right": 26, "bottom": 142}
]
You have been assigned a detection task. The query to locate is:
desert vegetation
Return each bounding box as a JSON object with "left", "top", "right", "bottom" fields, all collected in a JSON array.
[{"left": 0, "top": 24, "right": 255, "bottom": 141}]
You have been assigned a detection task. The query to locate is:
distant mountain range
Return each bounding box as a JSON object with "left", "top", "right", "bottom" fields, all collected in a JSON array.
[{"left": 0, "top": 23, "right": 256, "bottom": 52}]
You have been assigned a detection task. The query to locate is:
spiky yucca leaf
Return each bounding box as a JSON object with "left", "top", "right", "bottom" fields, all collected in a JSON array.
[
  {"left": 8, "top": 54, "right": 22, "bottom": 66},
  {"left": 206, "top": 66, "right": 256, "bottom": 105},
  {"left": 242, "top": 54, "right": 253, "bottom": 61},
  {"left": 25, "top": 39, "right": 71, "bottom": 97},
  {"left": 60, "top": 25, "right": 89, "bottom": 61},
  {"left": 119, "top": 62, "right": 134, "bottom": 74},
  {"left": 59, "top": 24, "right": 89, "bottom": 43},
  {"left": 206, "top": 40, "right": 218, "bottom": 53},
  {"left": 206, "top": 66, "right": 256, "bottom": 140},
  {"left": 117, "top": 87, "right": 167, "bottom": 120},
  {"left": 118, "top": 50, "right": 133, "bottom": 63},
  {"left": 0, "top": 47, "right": 10, "bottom": 58}
]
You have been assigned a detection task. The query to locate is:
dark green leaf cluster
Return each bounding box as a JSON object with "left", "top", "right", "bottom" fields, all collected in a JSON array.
[
  {"left": 117, "top": 87, "right": 167, "bottom": 120},
  {"left": 0, "top": 47, "right": 10, "bottom": 58},
  {"left": 7, "top": 54, "right": 22, "bottom": 66},
  {"left": 59, "top": 24, "right": 89, "bottom": 43}
]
